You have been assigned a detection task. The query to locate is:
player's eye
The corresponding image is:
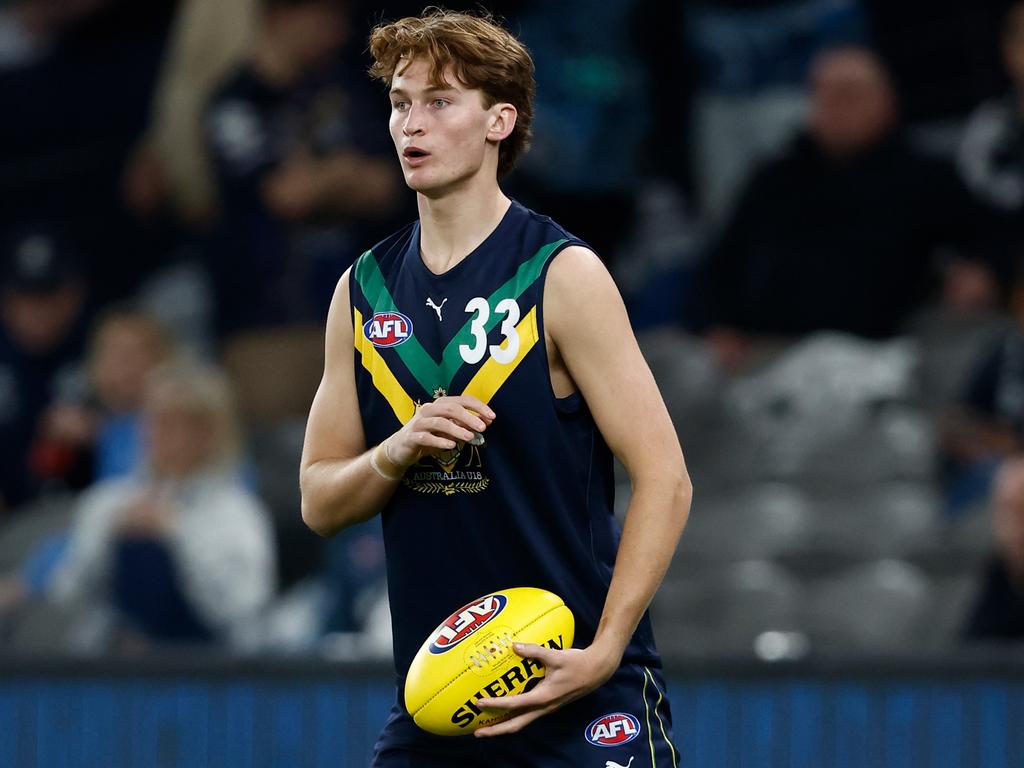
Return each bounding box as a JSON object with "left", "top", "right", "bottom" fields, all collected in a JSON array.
[
  {"left": 432, "top": 98, "right": 448, "bottom": 109},
  {"left": 392, "top": 100, "right": 409, "bottom": 111}
]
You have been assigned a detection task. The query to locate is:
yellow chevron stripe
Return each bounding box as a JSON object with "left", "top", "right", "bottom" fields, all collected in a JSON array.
[
  {"left": 353, "top": 308, "right": 417, "bottom": 425},
  {"left": 461, "top": 306, "right": 538, "bottom": 405},
  {"left": 645, "top": 668, "right": 678, "bottom": 767},
  {"left": 642, "top": 669, "right": 656, "bottom": 768}
]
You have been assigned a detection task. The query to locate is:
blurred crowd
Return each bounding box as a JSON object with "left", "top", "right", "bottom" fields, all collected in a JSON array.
[{"left": 2, "top": 0, "right": 1024, "bottom": 658}]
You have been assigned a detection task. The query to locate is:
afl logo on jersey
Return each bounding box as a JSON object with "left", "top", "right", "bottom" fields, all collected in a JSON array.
[
  {"left": 364, "top": 311, "right": 413, "bottom": 348},
  {"left": 585, "top": 713, "right": 641, "bottom": 747},
  {"left": 428, "top": 594, "right": 507, "bottom": 654}
]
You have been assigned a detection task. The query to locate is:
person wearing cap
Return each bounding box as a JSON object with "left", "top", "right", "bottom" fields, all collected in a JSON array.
[{"left": 0, "top": 229, "right": 90, "bottom": 514}]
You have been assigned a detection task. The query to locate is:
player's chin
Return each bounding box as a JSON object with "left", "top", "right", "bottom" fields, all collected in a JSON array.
[
  {"left": 406, "top": 173, "right": 462, "bottom": 199},
  {"left": 403, "top": 171, "right": 436, "bottom": 193}
]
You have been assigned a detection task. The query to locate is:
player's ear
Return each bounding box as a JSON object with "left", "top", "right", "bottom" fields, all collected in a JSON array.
[{"left": 487, "top": 103, "right": 517, "bottom": 142}]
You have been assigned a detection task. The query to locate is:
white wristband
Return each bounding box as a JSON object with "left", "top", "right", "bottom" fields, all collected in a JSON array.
[{"left": 370, "top": 441, "right": 403, "bottom": 481}]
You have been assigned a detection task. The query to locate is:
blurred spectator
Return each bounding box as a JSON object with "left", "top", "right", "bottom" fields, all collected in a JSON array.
[
  {"left": 704, "top": 46, "right": 988, "bottom": 371},
  {"left": 959, "top": 2, "right": 1024, "bottom": 214},
  {"left": 963, "top": 456, "right": 1024, "bottom": 641},
  {"left": 204, "top": 0, "right": 400, "bottom": 340},
  {"left": 506, "top": 0, "right": 648, "bottom": 265},
  {"left": 48, "top": 362, "right": 275, "bottom": 651},
  {"left": 0, "top": 0, "right": 111, "bottom": 72},
  {"left": 680, "top": 0, "right": 867, "bottom": 220},
  {"left": 321, "top": 518, "right": 386, "bottom": 633},
  {"left": 122, "top": 0, "right": 258, "bottom": 227},
  {"left": 941, "top": 272, "right": 1024, "bottom": 512},
  {"left": 0, "top": 0, "right": 178, "bottom": 306},
  {"left": 956, "top": 0, "right": 1024, "bottom": 282},
  {"left": 33, "top": 307, "right": 176, "bottom": 490},
  {"left": 0, "top": 229, "right": 89, "bottom": 514}
]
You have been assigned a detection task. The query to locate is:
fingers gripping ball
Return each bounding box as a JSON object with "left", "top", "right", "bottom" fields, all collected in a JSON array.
[{"left": 404, "top": 587, "right": 575, "bottom": 736}]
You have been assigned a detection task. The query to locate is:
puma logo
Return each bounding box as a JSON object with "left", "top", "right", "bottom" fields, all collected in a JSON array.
[
  {"left": 426, "top": 297, "right": 447, "bottom": 321},
  {"left": 606, "top": 758, "right": 633, "bottom": 768}
]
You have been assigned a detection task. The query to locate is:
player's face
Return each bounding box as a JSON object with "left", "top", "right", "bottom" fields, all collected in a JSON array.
[{"left": 388, "top": 58, "right": 500, "bottom": 196}]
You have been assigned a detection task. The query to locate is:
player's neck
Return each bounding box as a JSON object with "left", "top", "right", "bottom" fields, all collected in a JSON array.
[{"left": 417, "top": 184, "right": 511, "bottom": 275}]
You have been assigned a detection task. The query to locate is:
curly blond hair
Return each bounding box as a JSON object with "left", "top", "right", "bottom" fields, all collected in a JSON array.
[{"left": 369, "top": 7, "right": 535, "bottom": 179}]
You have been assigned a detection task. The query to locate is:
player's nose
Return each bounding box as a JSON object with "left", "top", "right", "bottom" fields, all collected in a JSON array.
[{"left": 402, "top": 105, "right": 426, "bottom": 136}]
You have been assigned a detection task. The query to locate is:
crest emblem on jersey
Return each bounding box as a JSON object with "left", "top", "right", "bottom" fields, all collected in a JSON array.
[
  {"left": 363, "top": 311, "right": 413, "bottom": 348},
  {"left": 585, "top": 713, "right": 641, "bottom": 747},
  {"left": 428, "top": 593, "right": 508, "bottom": 654},
  {"left": 402, "top": 388, "right": 490, "bottom": 495}
]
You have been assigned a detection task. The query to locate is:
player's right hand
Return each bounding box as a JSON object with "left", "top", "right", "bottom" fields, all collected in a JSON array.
[{"left": 386, "top": 395, "right": 495, "bottom": 468}]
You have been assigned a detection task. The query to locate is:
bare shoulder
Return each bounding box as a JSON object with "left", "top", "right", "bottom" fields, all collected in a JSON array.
[
  {"left": 546, "top": 245, "right": 614, "bottom": 296},
  {"left": 327, "top": 268, "right": 353, "bottom": 328},
  {"left": 300, "top": 266, "right": 365, "bottom": 469},
  {"left": 323, "top": 268, "right": 355, "bottom": 363},
  {"left": 544, "top": 245, "right": 628, "bottom": 341}
]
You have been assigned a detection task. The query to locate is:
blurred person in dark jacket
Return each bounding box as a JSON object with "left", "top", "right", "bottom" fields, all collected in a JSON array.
[
  {"left": 48, "top": 361, "right": 275, "bottom": 651},
  {"left": 204, "top": 0, "right": 401, "bottom": 339},
  {"left": 964, "top": 456, "right": 1024, "bottom": 641},
  {"left": 942, "top": 268, "right": 1024, "bottom": 513},
  {"left": 121, "top": 0, "right": 258, "bottom": 228},
  {"left": 705, "top": 46, "right": 988, "bottom": 371},
  {"left": 0, "top": 229, "right": 90, "bottom": 514},
  {"left": 0, "top": 1, "right": 178, "bottom": 306}
]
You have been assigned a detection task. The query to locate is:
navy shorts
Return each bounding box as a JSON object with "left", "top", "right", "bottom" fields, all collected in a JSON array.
[{"left": 372, "top": 663, "right": 679, "bottom": 768}]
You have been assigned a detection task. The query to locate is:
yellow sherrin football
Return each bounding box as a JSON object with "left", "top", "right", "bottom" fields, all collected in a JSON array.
[{"left": 404, "top": 586, "right": 575, "bottom": 736}]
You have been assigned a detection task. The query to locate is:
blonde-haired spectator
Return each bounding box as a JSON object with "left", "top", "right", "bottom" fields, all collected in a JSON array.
[{"left": 49, "top": 361, "right": 275, "bottom": 650}]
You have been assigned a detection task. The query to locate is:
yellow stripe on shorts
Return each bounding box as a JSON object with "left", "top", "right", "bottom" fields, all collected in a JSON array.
[
  {"left": 642, "top": 668, "right": 656, "bottom": 767},
  {"left": 645, "top": 668, "right": 678, "bottom": 767}
]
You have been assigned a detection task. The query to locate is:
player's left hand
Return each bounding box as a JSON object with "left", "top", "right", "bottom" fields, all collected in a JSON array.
[{"left": 473, "top": 641, "right": 620, "bottom": 737}]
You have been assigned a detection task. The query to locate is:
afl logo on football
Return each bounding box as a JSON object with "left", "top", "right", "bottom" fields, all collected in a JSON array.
[
  {"left": 364, "top": 311, "right": 413, "bottom": 348},
  {"left": 585, "top": 712, "right": 641, "bottom": 747},
  {"left": 428, "top": 593, "right": 508, "bottom": 654}
]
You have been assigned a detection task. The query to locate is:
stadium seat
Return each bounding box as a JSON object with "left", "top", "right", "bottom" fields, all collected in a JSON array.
[
  {"left": 803, "top": 559, "right": 932, "bottom": 653},
  {"left": 919, "top": 574, "right": 983, "bottom": 650},
  {"left": 677, "top": 482, "right": 813, "bottom": 564},
  {"left": 654, "top": 560, "right": 804, "bottom": 658}
]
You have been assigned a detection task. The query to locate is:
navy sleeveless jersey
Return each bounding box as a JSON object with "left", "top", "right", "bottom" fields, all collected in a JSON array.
[{"left": 349, "top": 200, "right": 661, "bottom": 679}]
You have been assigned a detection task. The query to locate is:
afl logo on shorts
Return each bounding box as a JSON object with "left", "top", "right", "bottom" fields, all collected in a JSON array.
[
  {"left": 585, "top": 712, "right": 641, "bottom": 747},
  {"left": 364, "top": 311, "right": 413, "bottom": 348},
  {"left": 428, "top": 594, "right": 508, "bottom": 654}
]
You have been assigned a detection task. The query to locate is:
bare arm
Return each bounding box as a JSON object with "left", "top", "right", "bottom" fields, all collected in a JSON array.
[
  {"left": 300, "top": 269, "right": 496, "bottom": 537},
  {"left": 476, "top": 245, "right": 692, "bottom": 734},
  {"left": 300, "top": 269, "right": 400, "bottom": 536}
]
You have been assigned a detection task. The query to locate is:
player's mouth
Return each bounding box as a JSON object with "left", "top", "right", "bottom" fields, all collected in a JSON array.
[{"left": 403, "top": 147, "right": 431, "bottom": 166}]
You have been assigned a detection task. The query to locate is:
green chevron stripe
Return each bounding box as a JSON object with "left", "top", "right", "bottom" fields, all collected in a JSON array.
[
  {"left": 354, "top": 250, "right": 439, "bottom": 393},
  {"left": 437, "top": 238, "right": 567, "bottom": 383},
  {"left": 353, "top": 238, "right": 569, "bottom": 393}
]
